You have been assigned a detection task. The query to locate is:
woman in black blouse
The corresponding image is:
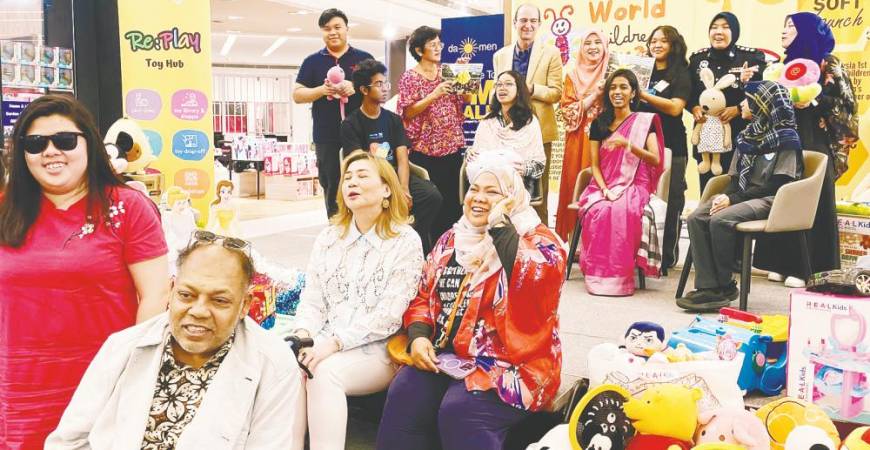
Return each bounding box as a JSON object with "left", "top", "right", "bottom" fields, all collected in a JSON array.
[{"left": 638, "top": 25, "right": 691, "bottom": 272}]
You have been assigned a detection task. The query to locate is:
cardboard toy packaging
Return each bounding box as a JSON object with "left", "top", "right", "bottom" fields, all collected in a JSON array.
[
  {"left": 838, "top": 212, "right": 870, "bottom": 269},
  {"left": 788, "top": 289, "right": 870, "bottom": 424}
]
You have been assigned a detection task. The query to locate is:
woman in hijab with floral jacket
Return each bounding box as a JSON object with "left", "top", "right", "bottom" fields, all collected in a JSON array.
[
  {"left": 755, "top": 12, "right": 858, "bottom": 287},
  {"left": 376, "top": 150, "right": 566, "bottom": 450}
]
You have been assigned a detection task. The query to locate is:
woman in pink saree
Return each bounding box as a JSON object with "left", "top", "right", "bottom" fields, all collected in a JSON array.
[{"left": 579, "top": 69, "right": 665, "bottom": 296}]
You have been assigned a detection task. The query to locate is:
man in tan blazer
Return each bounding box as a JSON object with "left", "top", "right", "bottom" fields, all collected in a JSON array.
[{"left": 492, "top": 3, "right": 563, "bottom": 224}]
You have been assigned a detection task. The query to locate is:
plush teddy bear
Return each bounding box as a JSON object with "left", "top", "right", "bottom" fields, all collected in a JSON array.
[
  {"left": 695, "top": 407, "right": 769, "bottom": 450},
  {"left": 624, "top": 384, "right": 702, "bottom": 450},
  {"left": 763, "top": 58, "right": 822, "bottom": 105},
  {"left": 623, "top": 321, "right": 667, "bottom": 358},
  {"left": 692, "top": 67, "right": 737, "bottom": 176}
]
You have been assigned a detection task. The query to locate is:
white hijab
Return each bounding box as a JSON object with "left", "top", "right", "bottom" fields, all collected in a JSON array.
[{"left": 453, "top": 150, "right": 541, "bottom": 286}]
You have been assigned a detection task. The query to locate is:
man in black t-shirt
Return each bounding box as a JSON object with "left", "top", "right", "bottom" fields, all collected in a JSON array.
[
  {"left": 293, "top": 9, "right": 374, "bottom": 218},
  {"left": 340, "top": 59, "right": 443, "bottom": 253}
]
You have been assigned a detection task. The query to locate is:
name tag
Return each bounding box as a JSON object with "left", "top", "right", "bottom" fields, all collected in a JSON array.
[{"left": 653, "top": 80, "right": 669, "bottom": 93}]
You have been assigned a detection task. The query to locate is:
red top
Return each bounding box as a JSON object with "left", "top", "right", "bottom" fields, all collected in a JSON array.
[
  {"left": 0, "top": 187, "right": 167, "bottom": 449},
  {"left": 397, "top": 68, "right": 466, "bottom": 157},
  {"left": 403, "top": 225, "right": 566, "bottom": 411}
]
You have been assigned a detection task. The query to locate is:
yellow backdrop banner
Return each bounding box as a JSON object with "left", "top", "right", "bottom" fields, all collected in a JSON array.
[
  {"left": 797, "top": 0, "right": 869, "bottom": 200},
  {"left": 117, "top": 0, "right": 215, "bottom": 222},
  {"left": 508, "top": 0, "right": 867, "bottom": 200}
]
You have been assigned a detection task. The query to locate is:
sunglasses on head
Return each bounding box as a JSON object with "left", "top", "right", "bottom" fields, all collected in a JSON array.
[
  {"left": 20, "top": 132, "right": 85, "bottom": 154},
  {"left": 188, "top": 230, "right": 252, "bottom": 257}
]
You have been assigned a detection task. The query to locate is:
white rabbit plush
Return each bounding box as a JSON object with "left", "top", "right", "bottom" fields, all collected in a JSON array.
[{"left": 692, "top": 67, "right": 737, "bottom": 175}]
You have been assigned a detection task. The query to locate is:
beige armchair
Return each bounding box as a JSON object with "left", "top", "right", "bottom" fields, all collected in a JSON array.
[{"left": 676, "top": 151, "right": 828, "bottom": 311}]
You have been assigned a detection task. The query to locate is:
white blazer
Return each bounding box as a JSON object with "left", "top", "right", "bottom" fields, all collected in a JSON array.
[{"left": 45, "top": 313, "right": 303, "bottom": 450}]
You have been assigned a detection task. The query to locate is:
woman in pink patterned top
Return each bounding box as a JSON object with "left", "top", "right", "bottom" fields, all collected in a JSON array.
[{"left": 398, "top": 25, "right": 468, "bottom": 240}]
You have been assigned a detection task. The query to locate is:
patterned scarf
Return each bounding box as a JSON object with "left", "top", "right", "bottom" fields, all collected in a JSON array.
[{"left": 735, "top": 81, "right": 801, "bottom": 190}]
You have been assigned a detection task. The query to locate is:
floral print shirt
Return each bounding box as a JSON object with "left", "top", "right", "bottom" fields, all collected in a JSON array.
[
  {"left": 403, "top": 225, "right": 566, "bottom": 411},
  {"left": 397, "top": 68, "right": 466, "bottom": 157},
  {"left": 293, "top": 223, "right": 423, "bottom": 351},
  {"left": 140, "top": 334, "right": 234, "bottom": 449}
]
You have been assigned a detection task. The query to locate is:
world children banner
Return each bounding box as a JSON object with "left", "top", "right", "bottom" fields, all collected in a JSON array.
[
  {"left": 441, "top": 14, "right": 505, "bottom": 148},
  {"left": 511, "top": 0, "right": 868, "bottom": 200}
]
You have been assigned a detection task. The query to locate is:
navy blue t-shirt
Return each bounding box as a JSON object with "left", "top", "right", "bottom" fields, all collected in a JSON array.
[{"left": 296, "top": 46, "right": 374, "bottom": 144}]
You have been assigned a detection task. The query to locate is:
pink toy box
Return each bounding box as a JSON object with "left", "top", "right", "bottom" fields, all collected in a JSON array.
[{"left": 788, "top": 289, "right": 870, "bottom": 424}]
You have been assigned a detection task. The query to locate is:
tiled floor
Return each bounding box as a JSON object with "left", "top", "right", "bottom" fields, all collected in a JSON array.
[{"left": 242, "top": 199, "right": 794, "bottom": 449}]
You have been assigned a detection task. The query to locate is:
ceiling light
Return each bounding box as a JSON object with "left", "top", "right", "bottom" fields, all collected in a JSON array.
[
  {"left": 227, "top": 15, "right": 244, "bottom": 20},
  {"left": 286, "top": 27, "right": 302, "bottom": 32},
  {"left": 348, "top": 22, "right": 360, "bottom": 28},
  {"left": 293, "top": 10, "right": 310, "bottom": 15},
  {"left": 382, "top": 26, "right": 396, "bottom": 40},
  {"left": 220, "top": 35, "right": 237, "bottom": 56},
  {"left": 262, "top": 36, "right": 289, "bottom": 57}
]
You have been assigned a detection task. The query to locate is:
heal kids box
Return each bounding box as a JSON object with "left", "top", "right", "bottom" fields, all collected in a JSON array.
[{"left": 788, "top": 289, "right": 870, "bottom": 424}]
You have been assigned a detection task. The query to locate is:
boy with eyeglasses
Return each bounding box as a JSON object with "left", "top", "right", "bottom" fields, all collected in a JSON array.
[{"left": 340, "top": 59, "right": 442, "bottom": 253}]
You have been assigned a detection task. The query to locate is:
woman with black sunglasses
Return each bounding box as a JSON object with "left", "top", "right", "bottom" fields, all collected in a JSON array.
[{"left": 0, "top": 94, "right": 169, "bottom": 448}]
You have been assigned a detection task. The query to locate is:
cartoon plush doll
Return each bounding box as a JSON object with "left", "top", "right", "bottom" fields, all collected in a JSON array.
[
  {"left": 695, "top": 407, "right": 770, "bottom": 450},
  {"left": 104, "top": 117, "right": 157, "bottom": 174},
  {"left": 756, "top": 398, "right": 841, "bottom": 450},
  {"left": 207, "top": 180, "right": 241, "bottom": 238},
  {"left": 624, "top": 384, "right": 702, "bottom": 450},
  {"left": 763, "top": 58, "right": 822, "bottom": 105},
  {"left": 692, "top": 67, "right": 737, "bottom": 175},
  {"left": 568, "top": 384, "right": 635, "bottom": 450},
  {"left": 326, "top": 65, "right": 349, "bottom": 120},
  {"left": 622, "top": 321, "right": 667, "bottom": 358}
]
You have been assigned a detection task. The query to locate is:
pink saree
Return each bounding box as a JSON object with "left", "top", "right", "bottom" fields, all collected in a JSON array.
[{"left": 578, "top": 112, "right": 665, "bottom": 296}]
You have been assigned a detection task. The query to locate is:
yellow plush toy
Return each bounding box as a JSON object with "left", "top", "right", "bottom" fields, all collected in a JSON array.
[
  {"left": 755, "top": 398, "right": 840, "bottom": 450},
  {"left": 624, "top": 384, "right": 702, "bottom": 450},
  {"left": 842, "top": 426, "right": 870, "bottom": 450}
]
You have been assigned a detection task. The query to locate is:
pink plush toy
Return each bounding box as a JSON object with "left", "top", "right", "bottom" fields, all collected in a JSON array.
[
  {"left": 326, "top": 65, "right": 349, "bottom": 120},
  {"left": 695, "top": 407, "right": 770, "bottom": 450}
]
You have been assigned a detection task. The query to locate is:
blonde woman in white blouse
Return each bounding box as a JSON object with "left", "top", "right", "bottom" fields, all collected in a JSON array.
[
  {"left": 468, "top": 70, "right": 546, "bottom": 196},
  {"left": 285, "top": 151, "right": 423, "bottom": 450}
]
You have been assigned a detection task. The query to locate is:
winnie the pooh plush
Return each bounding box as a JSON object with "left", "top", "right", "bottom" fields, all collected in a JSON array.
[{"left": 624, "top": 384, "right": 702, "bottom": 450}]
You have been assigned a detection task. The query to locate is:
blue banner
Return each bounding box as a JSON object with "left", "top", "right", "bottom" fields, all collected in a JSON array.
[{"left": 440, "top": 14, "right": 504, "bottom": 148}]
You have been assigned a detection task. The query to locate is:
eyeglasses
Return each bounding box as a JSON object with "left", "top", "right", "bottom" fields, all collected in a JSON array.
[
  {"left": 425, "top": 41, "right": 445, "bottom": 50},
  {"left": 368, "top": 81, "right": 391, "bottom": 90},
  {"left": 516, "top": 18, "right": 541, "bottom": 25},
  {"left": 495, "top": 82, "right": 517, "bottom": 89},
  {"left": 20, "top": 132, "right": 84, "bottom": 154},
  {"left": 188, "top": 230, "right": 252, "bottom": 257}
]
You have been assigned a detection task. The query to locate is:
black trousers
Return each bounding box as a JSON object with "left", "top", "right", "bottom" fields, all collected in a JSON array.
[
  {"left": 315, "top": 141, "right": 342, "bottom": 218},
  {"left": 662, "top": 156, "right": 688, "bottom": 268},
  {"left": 410, "top": 151, "right": 464, "bottom": 240},
  {"left": 408, "top": 173, "right": 443, "bottom": 255}
]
